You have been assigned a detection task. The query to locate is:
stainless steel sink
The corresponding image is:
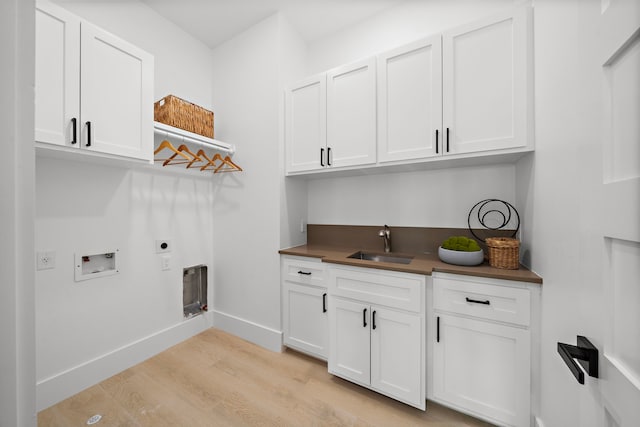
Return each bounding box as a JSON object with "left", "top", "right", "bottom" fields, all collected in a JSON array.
[{"left": 347, "top": 251, "right": 413, "bottom": 265}]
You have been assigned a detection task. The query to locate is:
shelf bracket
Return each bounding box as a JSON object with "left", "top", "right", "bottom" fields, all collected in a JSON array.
[{"left": 557, "top": 335, "right": 599, "bottom": 384}]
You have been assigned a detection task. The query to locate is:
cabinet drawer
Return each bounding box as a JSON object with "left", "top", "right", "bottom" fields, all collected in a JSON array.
[
  {"left": 329, "top": 265, "right": 424, "bottom": 312},
  {"left": 433, "top": 275, "right": 530, "bottom": 326},
  {"left": 282, "top": 256, "right": 326, "bottom": 287}
]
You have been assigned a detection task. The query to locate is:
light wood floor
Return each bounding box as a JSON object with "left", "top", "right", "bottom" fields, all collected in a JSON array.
[{"left": 38, "top": 328, "right": 493, "bottom": 426}]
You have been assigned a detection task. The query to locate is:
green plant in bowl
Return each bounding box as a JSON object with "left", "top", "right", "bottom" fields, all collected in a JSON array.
[
  {"left": 441, "top": 236, "right": 482, "bottom": 252},
  {"left": 439, "top": 236, "right": 484, "bottom": 266}
]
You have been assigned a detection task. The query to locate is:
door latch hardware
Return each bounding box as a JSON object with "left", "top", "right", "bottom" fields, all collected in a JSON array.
[{"left": 557, "top": 335, "right": 598, "bottom": 384}]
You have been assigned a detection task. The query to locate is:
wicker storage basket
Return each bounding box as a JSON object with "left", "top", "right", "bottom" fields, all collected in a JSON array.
[
  {"left": 154, "top": 95, "right": 214, "bottom": 138},
  {"left": 485, "top": 237, "right": 520, "bottom": 270}
]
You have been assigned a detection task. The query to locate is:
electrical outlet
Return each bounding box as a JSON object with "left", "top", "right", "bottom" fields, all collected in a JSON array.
[
  {"left": 156, "top": 240, "right": 171, "bottom": 253},
  {"left": 160, "top": 255, "right": 171, "bottom": 271},
  {"left": 36, "top": 251, "right": 56, "bottom": 270}
]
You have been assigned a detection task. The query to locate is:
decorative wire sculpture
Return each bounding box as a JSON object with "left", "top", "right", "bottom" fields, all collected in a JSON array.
[{"left": 468, "top": 199, "right": 520, "bottom": 243}]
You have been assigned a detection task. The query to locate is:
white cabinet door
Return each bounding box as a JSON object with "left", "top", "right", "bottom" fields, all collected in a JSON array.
[
  {"left": 285, "top": 74, "right": 327, "bottom": 173},
  {"left": 327, "top": 58, "right": 377, "bottom": 168},
  {"left": 378, "top": 36, "right": 442, "bottom": 163},
  {"left": 371, "top": 306, "right": 424, "bottom": 409},
  {"left": 329, "top": 298, "right": 370, "bottom": 386},
  {"left": 80, "top": 22, "right": 153, "bottom": 161},
  {"left": 433, "top": 313, "right": 530, "bottom": 427},
  {"left": 282, "top": 282, "right": 328, "bottom": 359},
  {"left": 443, "top": 6, "right": 532, "bottom": 155},
  {"left": 35, "top": 2, "right": 80, "bottom": 147}
]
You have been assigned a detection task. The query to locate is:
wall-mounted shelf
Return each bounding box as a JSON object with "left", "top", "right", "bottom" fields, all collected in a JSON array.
[
  {"left": 153, "top": 122, "right": 235, "bottom": 155},
  {"left": 153, "top": 122, "right": 242, "bottom": 174}
]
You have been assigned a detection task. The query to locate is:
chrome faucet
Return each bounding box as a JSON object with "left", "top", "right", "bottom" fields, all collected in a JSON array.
[{"left": 378, "top": 224, "right": 391, "bottom": 253}]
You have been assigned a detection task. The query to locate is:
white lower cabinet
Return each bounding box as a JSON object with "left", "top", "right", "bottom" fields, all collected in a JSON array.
[
  {"left": 328, "top": 265, "right": 425, "bottom": 409},
  {"left": 281, "top": 256, "right": 328, "bottom": 359},
  {"left": 432, "top": 273, "right": 533, "bottom": 427}
]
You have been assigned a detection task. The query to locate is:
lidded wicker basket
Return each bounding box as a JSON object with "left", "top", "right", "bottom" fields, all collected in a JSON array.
[
  {"left": 485, "top": 237, "right": 520, "bottom": 270},
  {"left": 154, "top": 95, "right": 214, "bottom": 138}
]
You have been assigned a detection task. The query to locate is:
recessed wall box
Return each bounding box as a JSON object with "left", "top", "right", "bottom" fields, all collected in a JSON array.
[
  {"left": 75, "top": 249, "right": 119, "bottom": 282},
  {"left": 183, "top": 265, "right": 207, "bottom": 318}
]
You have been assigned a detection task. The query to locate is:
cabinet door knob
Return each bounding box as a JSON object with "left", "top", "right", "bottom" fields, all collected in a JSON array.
[
  {"left": 71, "top": 118, "right": 77, "bottom": 145},
  {"left": 85, "top": 121, "right": 92, "bottom": 147},
  {"left": 363, "top": 308, "right": 367, "bottom": 327}
]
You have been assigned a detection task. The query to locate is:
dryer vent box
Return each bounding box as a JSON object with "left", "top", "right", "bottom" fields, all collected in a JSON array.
[{"left": 183, "top": 265, "right": 207, "bottom": 318}]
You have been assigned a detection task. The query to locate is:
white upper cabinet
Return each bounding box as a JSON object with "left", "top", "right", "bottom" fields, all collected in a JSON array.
[
  {"left": 285, "top": 74, "right": 327, "bottom": 173},
  {"left": 284, "top": 5, "right": 533, "bottom": 176},
  {"left": 80, "top": 22, "right": 153, "bottom": 160},
  {"left": 377, "top": 36, "right": 443, "bottom": 163},
  {"left": 35, "top": 1, "right": 154, "bottom": 162},
  {"left": 442, "top": 6, "right": 533, "bottom": 155},
  {"left": 35, "top": 2, "right": 80, "bottom": 148},
  {"left": 326, "top": 57, "right": 377, "bottom": 168}
]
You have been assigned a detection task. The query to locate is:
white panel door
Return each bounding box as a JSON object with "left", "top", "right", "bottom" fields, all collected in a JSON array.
[
  {"left": 433, "top": 314, "right": 530, "bottom": 427},
  {"left": 370, "top": 306, "right": 424, "bottom": 409},
  {"left": 80, "top": 22, "right": 153, "bottom": 161},
  {"left": 443, "top": 6, "right": 532, "bottom": 155},
  {"left": 328, "top": 298, "right": 370, "bottom": 386},
  {"left": 377, "top": 36, "right": 442, "bottom": 162},
  {"left": 285, "top": 74, "right": 327, "bottom": 173},
  {"left": 594, "top": 0, "right": 640, "bottom": 425},
  {"left": 35, "top": 2, "right": 80, "bottom": 147},
  {"left": 282, "top": 283, "right": 328, "bottom": 359},
  {"left": 327, "top": 58, "right": 377, "bottom": 168}
]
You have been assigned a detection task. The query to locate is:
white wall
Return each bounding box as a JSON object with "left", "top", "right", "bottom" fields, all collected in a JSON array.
[
  {"left": 35, "top": 1, "right": 217, "bottom": 410},
  {"left": 0, "top": 0, "right": 36, "bottom": 425},
  {"left": 209, "top": 13, "right": 306, "bottom": 351},
  {"left": 308, "top": 165, "right": 516, "bottom": 227},
  {"left": 279, "top": 16, "right": 309, "bottom": 249}
]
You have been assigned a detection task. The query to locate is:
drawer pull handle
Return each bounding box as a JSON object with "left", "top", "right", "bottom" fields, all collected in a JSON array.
[
  {"left": 466, "top": 297, "right": 490, "bottom": 305},
  {"left": 363, "top": 308, "right": 367, "bottom": 327},
  {"left": 322, "top": 293, "right": 327, "bottom": 313},
  {"left": 297, "top": 270, "right": 312, "bottom": 276}
]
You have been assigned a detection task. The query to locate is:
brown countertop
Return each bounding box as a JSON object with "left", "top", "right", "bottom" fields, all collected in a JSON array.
[{"left": 279, "top": 244, "right": 542, "bottom": 284}]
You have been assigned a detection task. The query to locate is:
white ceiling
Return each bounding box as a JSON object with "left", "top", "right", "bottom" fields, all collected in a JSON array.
[{"left": 59, "top": 0, "right": 404, "bottom": 49}]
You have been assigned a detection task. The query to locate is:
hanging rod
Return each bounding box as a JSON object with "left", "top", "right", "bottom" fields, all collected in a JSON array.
[{"left": 153, "top": 121, "right": 236, "bottom": 155}]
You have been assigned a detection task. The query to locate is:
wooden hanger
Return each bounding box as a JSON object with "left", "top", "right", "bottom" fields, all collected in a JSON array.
[
  {"left": 187, "top": 150, "right": 216, "bottom": 170},
  {"left": 214, "top": 155, "right": 243, "bottom": 173},
  {"left": 154, "top": 140, "right": 191, "bottom": 163},
  {"left": 162, "top": 144, "right": 201, "bottom": 167},
  {"left": 200, "top": 153, "right": 223, "bottom": 171}
]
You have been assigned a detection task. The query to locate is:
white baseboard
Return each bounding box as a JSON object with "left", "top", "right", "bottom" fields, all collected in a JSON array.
[
  {"left": 212, "top": 309, "right": 283, "bottom": 353},
  {"left": 36, "top": 312, "right": 213, "bottom": 411}
]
